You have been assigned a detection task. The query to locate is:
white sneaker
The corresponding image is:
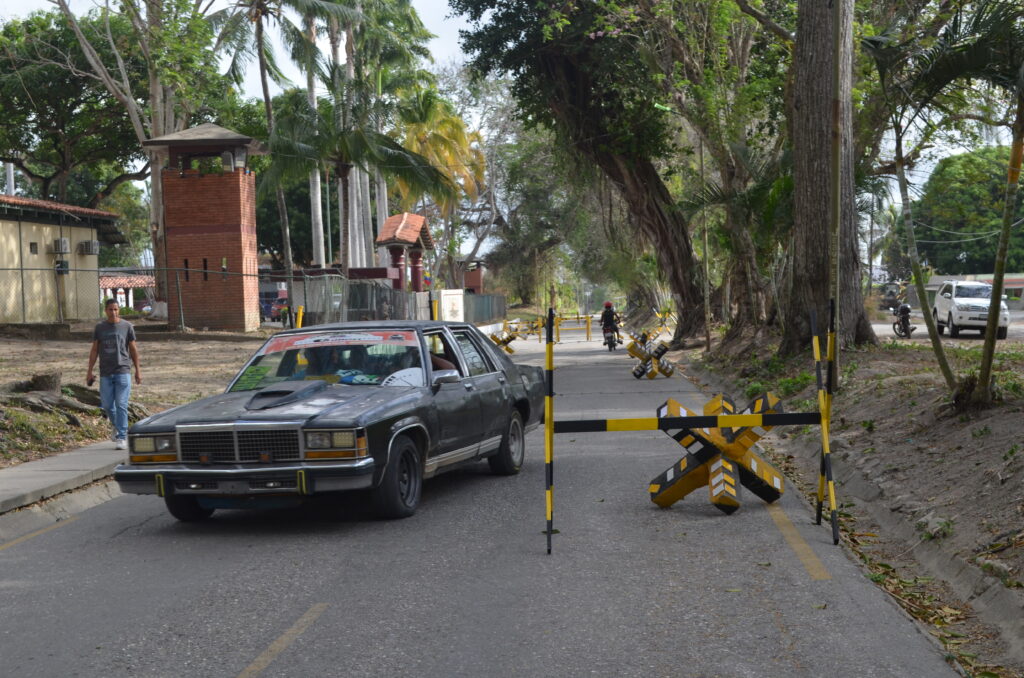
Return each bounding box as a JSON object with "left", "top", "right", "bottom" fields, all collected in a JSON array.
[{"left": 115, "top": 439, "right": 127, "bottom": 450}]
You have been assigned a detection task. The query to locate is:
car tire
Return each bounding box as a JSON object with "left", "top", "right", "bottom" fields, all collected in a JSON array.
[
  {"left": 934, "top": 310, "right": 944, "bottom": 335},
  {"left": 372, "top": 435, "right": 422, "bottom": 519},
  {"left": 164, "top": 495, "right": 214, "bottom": 522},
  {"left": 489, "top": 411, "right": 525, "bottom": 476},
  {"left": 997, "top": 326, "right": 1008, "bottom": 340},
  {"left": 948, "top": 313, "right": 959, "bottom": 338}
]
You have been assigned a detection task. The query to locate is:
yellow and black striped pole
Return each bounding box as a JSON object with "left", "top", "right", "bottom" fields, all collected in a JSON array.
[
  {"left": 544, "top": 307, "right": 555, "bottom": 554},
  {"left": 811, "top": 301, "right": 840, "bottom": 545}
]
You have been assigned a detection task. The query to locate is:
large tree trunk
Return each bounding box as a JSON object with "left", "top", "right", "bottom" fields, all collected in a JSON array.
[
  {"left": 602, "top": 156, "right": 705, "bottom": 335},
  {"left": 780, "top": 0, "right": 873, "bottom": 355}
]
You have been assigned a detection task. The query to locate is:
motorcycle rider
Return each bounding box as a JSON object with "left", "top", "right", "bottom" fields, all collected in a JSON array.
[{"left": 600, "top": 301, "right": 622, "bottom": 344}]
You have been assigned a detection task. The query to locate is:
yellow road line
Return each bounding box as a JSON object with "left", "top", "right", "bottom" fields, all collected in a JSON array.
[
  {"left": 0, "top": 516, "right": 79, "bottom": 553},
  {"left": 237, "top": 603, "right": 328, "bottom": 678},
  {"left": 766, "top": 503, "right": 831, "bottom": 581}
]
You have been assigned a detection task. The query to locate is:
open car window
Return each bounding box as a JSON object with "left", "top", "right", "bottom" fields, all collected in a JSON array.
[{"left": 229, "top": 330, "right": 425, "bottom": 391}]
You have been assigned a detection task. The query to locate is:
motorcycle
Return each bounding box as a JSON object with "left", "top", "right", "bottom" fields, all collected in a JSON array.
[
  {"left": 602, "top": 326, "right": 618, "bottom": 351},
  {"left": 892, "top": 303, "right": 915, "bottom": 338}
]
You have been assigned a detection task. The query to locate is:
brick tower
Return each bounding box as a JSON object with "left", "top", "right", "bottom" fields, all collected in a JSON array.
[{"left": 144, "top": 124, "right": 266, "bottom": 331}]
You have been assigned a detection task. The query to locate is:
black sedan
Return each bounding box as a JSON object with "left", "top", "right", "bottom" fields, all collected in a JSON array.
[{"left": 114, "top": 321, "right": 545, "bottom": 521}]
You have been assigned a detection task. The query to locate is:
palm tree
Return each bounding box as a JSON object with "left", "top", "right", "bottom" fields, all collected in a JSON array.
[
  {"left": 862, "top": 1, "right": 1023, "bottom": 396},
  {"left": 393, "top": 87, "right": 485, "bottom": 286},
  {"left": 264, "top": 90, "right": 454, "bottom": 275},
  {"left": 211, "top": 0, "right": 354, "bottom": 279}
]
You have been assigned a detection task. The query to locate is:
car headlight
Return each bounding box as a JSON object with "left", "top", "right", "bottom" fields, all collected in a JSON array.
[
  {"left": 305, "top": 431, "right": 332, "bottom": 449},
  {"left": 304, "top": 429, "right": 367, "bottom": 459},
  {"left": 130, "top": 435, "right": 177, "bottom": 463},
  {"left": 956, "top": 303, "right": 970, "bottom": 311}
]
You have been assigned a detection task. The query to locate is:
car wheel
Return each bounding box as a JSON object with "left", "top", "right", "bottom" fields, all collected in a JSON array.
[
  {"left": 934, "top": 310, "right": 944, "bottom": 335},
  {"left": 489, "top": 411, "right": 525, "bottom": 476},
  {"left": 997, "top": 326, "right": 1008, "bottom": 340},
  {"left": 372, "top": 435, "right": 422, "bottom": 519},
  {"left": 948, "top": 313, "right": 959, "bottom": 338},
  {"left": 164, "top": 495, "right": 214, "bottom": 522}
]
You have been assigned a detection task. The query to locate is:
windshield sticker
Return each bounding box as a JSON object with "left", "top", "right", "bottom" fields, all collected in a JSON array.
[{"left": 232, "top": 365, "right": 270, "bottom": 391}]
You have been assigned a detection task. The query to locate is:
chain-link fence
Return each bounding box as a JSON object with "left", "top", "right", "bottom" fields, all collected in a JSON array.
[{"left": 0, "top": 266, "right": 505, "bottom": 329}]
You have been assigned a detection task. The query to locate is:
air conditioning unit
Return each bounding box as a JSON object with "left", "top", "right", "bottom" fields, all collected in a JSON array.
[
  {"left": 79, "top": 240, "right": 101, "bottom": 256},
  {"left": 52, "top": 237, "right": 70, "bottom": 254}
]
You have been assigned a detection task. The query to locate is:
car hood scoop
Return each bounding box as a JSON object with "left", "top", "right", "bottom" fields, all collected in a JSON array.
[{"left": 246, "top": 380, "right": 328, "bottom": 410}]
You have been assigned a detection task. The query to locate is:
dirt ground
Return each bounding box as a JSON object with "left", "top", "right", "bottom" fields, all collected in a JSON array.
[{"left": 1, "top": 323, "right": 1023, "bottom": 675}]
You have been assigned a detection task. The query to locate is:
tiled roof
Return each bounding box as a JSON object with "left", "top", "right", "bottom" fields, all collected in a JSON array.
[
  {"left": 100, "top": 274, "right": 155, "bottom": 289},
  {"left": 376, "top": 212, "right": 434, "bottom": 249},
  {"left": 0, "top": 194, "right": 118, "bottom": 219}
]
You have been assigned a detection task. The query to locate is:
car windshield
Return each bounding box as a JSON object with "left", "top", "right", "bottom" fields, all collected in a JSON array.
[
  {"left": 229, "top": 330, "right": 424, "bottom": 391},
  {"left": 957, "top": 285, "right": 992, "bottom": 299}
]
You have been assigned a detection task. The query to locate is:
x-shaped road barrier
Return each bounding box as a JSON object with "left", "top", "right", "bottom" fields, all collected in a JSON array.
[
  {"left": 489, "top": 330, "right": 521, "bottom": 354},
  {"left": 626, "top": 333, "right": 676, "bottom": 379},
  {"left": 648, "top": 393, "right": 786, "bottom": 514},
  {"left": 542, "top": 304, "right": 841, "bottom": 554}
]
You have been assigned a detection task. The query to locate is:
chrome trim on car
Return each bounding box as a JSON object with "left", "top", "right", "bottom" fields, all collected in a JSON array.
[
  {"left": 422, "top": 435, "right": 502, "bottom": 477},
  {"left": 114, "top": 458, "right": 375, "bottom": 496}
]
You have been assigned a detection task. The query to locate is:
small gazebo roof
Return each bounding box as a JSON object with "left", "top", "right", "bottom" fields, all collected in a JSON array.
[
  {"left": 376, "top": 212, "right": 434, "bottom": 250},
  {"left": 142, "top": 123, "right": 267, "bottom": 154}
]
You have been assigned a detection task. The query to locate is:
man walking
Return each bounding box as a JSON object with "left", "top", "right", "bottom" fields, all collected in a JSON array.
[{"left": 86, "top": 299, "right": 141, "bottom": 450}]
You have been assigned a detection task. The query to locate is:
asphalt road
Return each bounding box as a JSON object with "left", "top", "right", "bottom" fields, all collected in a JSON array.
[
  {"left": 874, "top": 308, "right": 1024, "bottom": 342},
  {"left": 0, "top": 334, "right": 958, "bottom": 678}
]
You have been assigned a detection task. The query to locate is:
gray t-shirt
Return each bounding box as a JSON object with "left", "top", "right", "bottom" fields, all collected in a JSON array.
[{"left": 93, "top": 320, "right": 136, "bottom": 376}]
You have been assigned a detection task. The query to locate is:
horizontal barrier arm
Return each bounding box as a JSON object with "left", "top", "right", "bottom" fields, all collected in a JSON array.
[{"left": 553, "top": 412, "right": 821, "bottom": 434}]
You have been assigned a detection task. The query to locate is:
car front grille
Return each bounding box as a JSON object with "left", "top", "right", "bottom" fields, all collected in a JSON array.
[{"left": 179, "top": 429, "right": 301, "bottom": 463}]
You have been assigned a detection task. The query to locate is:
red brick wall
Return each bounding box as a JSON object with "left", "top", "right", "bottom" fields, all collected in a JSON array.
[{"left": 162, "top": 169, "right": 260, "bottom": 331}]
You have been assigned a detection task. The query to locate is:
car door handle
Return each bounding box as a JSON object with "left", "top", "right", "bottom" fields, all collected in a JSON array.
[
  {"left": 464, "top": 382, "right": 475, "bottom": 390},
  {"left": 497, "top": 374, "right": 506, "bottom": 383}
]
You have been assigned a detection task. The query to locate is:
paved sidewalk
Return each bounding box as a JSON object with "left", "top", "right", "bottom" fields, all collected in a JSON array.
[{"left": 0, "top": 441, "right": 124, "bottom": 514}]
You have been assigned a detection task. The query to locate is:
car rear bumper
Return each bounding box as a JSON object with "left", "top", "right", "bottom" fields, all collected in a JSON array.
[{"left": 114, "top": 458, "right": 376, "bottom": 496}]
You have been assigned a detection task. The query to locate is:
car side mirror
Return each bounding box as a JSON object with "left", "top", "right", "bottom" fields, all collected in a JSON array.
[
  {"left": 431, "top": 369, "right": 460, "bottom": 386},
  {"left": 942, "top": 292, "right": 951, "bottom": 299},
  {"left": 1002, "top": 294, "right": 1008, "bottom": 300}
]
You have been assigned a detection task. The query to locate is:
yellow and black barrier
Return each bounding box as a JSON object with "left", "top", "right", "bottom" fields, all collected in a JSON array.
[
  {"left": 811, "top": 302, "right": 840, "bottom": 545},
  {"left": 553, "top": 315, "right": 592, "bottom": 342},
  {"left": 544, "top": 308, "right": 555, "bottom": 554},
  {"left": 489, "top": 330, "right": 520, "bottom": 354},
  {"left": 647, "top": 394, "right": 786, "bottom": 513},
  {"left": 625, "top": 335, "right": 674, "bottom": 379},
  {"left": 542, "top": 301, "right": 840, "bottom": 553}
]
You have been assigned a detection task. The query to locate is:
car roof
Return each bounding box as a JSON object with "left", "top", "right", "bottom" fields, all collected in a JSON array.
[{"left": 273, "top": 320, "right": 477, "bottom": 337}]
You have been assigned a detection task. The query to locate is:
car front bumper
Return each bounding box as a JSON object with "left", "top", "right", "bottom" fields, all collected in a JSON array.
[
  {"left": 951, "top": 310, "right": 1009, "bottom": 329},
  {"left": 114, "top": 457, "right": 376, "bottom": 497}
]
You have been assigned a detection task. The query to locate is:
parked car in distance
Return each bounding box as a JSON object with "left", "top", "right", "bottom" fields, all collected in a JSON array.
[
  {"left": 270, "top": 297, "right": 289, "bottom": 321},
  {"left": 114, "top": 321, "right": 546, "bottom": 522},
  {"left": 932, "top": 280, "right": 1009, "bottom": 339}
]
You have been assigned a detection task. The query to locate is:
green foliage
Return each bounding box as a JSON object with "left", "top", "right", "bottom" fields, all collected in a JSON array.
[
  {"left": 0, "top": 10, "right": 145, "bottom": 205},
  {"left": 916, "top": 146, "right": 1024, "bottom": 275},
  {"left": 777, "top": 371, "right": 814, "bottom": 397}
]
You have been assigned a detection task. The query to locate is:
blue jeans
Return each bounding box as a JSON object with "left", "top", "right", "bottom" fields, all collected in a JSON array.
[{"left": 100, "top": 373, "right": 132, "bottom": 440}]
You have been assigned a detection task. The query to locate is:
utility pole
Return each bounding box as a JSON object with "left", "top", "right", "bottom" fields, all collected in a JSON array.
[{"left": 5, "top": 163, "right": 14, "bottom": 195}]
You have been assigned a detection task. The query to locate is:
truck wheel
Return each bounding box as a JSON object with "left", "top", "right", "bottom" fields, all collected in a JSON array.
[
  {"left": 489, "top": 411, "right": 525, "bottom": 476},
  {"left": 933, "top": 310, "right": 944, "bottom": 335},
  {"left": 164, "top": 495, "right": 214, "bottom": 522},
  {"left": 997, "top": 326, "right": 1008, "bottom": 340},
  {"left": 372, "top": 435, "right": 421, "bottom": 519},
  {"left": 948, "top": 314, "right": 959, "bottom": 338}
]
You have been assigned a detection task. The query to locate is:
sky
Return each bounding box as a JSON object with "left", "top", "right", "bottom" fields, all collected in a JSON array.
[{"left": 2, "top": 0, "right": 470, "bottom": 98}]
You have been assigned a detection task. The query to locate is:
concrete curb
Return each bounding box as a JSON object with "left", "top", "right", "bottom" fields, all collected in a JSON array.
[{"left": 0, "top": 442, "right": 124, "bottom": 515}]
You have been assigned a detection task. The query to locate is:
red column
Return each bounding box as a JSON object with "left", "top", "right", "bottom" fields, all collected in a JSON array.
[
  {"left": 409, "top": 249, "right": 423, "bottom": 292},
  {"left": 388, "top": 246, "right": 405, "bottom": 290}
]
